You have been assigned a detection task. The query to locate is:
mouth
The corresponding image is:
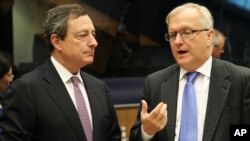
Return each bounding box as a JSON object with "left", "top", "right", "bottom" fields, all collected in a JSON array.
[
  {"left": 177, "top": 50, "right": 188, "bottom": 55},
  {"left": 84, "top": 52, "right": 94, "bottom": 55}
]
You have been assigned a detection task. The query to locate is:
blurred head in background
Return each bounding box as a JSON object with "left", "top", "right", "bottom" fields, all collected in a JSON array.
[
  {"left": 0, "top": 51, "right": 13, "bottom": 93},
  {"left": 212, "top": 29, "right": 226, "bottom": 59}
]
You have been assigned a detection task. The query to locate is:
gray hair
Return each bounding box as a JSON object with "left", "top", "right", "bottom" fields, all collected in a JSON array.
[
  {"left": 43, "top": 4, "right": 88, "bottom": 51},
  {"left": 213, "top": 28, "right": 226, "bottom": 47},
  {"left": 166, "top": 3, "right": 214, "bottom": 29}
]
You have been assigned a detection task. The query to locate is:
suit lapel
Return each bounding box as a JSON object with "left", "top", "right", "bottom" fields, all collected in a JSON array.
[
  {"left": 42, "top": 60, "right": 86, "bottom": 140},
  {"left": 203, "top": 59, "right": 231, "bottom": 141},
  {"left": 161, "top": 66, "right": 180, "bottom": 140}
]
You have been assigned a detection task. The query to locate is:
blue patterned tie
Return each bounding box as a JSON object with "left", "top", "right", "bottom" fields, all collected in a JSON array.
[
  {"left": 71, "top": 77, "right": 93, "bottom": 141},
  {"left": 179, "top": 72, "right": 199, "bottom": 141}
]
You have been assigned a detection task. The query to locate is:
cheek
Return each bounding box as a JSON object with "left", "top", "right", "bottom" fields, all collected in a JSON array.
[
  {"left": 0, "top": 78, "right": 9, "bottom": 87},
  {"left": 170, "top": 46, "right": 177, "bottom": 57}
]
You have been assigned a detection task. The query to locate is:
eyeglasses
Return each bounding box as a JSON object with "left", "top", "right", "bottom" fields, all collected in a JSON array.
[{"left": 165, "top": 28, "right": 208, "bottom": 41}]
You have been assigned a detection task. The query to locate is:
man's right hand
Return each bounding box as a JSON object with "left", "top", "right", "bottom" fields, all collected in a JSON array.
[{"left": 140, "top": 100, "right": 168, "bottom": 135}]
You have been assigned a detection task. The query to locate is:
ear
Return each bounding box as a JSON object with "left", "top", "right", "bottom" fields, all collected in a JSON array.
[
  {"left": 51, "top": 34, "right": 63, "bottom": 51},
  {"left": 207, "top": 29, "right": 215, "bottom": 47}
]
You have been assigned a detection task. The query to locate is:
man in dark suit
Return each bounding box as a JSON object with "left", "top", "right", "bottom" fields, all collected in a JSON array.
[
  {"left": 130, "top": 3, "right": 250, "bottom": 141},
  {"left": 0, "top": 4, "right": 121, "bottom": 141}
]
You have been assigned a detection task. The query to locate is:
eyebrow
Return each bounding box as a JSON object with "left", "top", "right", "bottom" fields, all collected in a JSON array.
[{"left": 168, "top": 26, "right": 194, "bottom": 32}]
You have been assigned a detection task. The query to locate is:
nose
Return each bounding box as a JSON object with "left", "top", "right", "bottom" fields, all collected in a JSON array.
[
  {"left": 173, "top": 33, "right": 183, "bottom": 44},
  {"left": 88, "top": 34, "right": 98, "bottom": 48},
  {"left": 10, "top": 74, "right": 14, "bottom": 82}
]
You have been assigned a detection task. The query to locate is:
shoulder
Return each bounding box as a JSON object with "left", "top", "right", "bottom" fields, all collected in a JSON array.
[
  {"left": 80, "top": 71, "right": 105, "bottom": 85},
  {"left": 212, "top": 59, "right": 250, "bottom": 85},
  {"left": 147, "top": 63, "right": 179, "bottom": 79},
  {"left": 213, "top": 59, "right": 250, "bottom": 76}
]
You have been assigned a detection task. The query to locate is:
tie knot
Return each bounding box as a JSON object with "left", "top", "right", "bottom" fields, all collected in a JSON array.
[
  {"left": 186, "top": 72, "right": 199, "bottom": 84},
  {"left": 71, "top": 76, "right": 79, "bottom": 85}
]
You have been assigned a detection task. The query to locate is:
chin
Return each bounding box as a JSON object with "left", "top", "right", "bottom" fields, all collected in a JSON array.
[
  {"left": 85, "top": 59, "right": 94, "bottom": 65},
  {"left": 177, "top": 59, "right": 193, "bottom": 68},
  {"left": 177, "top": 57, "right": 189, "bottom": 64}
]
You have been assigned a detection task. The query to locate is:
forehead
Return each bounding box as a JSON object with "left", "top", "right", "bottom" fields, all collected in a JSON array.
[
  {"left": 168, "top": 9, "right": 202, "bottom": 31},
  {"left": 67, "top": 15, "right": 95, "bottom": 32}
]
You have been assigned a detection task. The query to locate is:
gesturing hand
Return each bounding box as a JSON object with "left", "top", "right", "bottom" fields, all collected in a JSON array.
[{"left": 140, "top": 100, "right": 168, "bottom": 135}]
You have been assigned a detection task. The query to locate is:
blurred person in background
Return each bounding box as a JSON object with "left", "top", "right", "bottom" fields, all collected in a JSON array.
[
  {"left": 212, "top": 29, "right": 226, "bottom": 59},
  {"left": 0, "top": 51, "right": 13, "bottom": 93},
  {"left": 0, "top": 51, "right": 13, "bottom": 133}
]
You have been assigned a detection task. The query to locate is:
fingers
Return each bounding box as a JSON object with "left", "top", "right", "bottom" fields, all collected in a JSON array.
[
  {"left": 141, "top": 100, "right": 148, "bottom": 118},
  {"left": 150, "top": 102, "right": 166, "bottom": 118},
  {"left": 140, "top": 100, "right": 168, "bottom": 135},
  {"left": 153, "top": 103, "right": 167, "bottom": 122}
]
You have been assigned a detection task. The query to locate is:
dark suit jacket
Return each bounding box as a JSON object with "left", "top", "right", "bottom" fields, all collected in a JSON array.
[
  {"left": 0, "top": 59, "right": 121, "bottom": 141},
  {"left": 130, "top": 58, "right": 250, "bottom": 141}
]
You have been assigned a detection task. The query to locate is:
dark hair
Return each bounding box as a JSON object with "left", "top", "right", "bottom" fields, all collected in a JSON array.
[
  {"left": 43, "top": 4, "right": 88, "bottom": 51},
  {"left": 0, "top": 51, "right": 12, "bottom": 79}
]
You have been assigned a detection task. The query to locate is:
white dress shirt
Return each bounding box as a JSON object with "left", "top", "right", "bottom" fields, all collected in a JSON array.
[
  {"left": 51, "top": 56, "right": 93, "bottom": 126},
  {"left": 142, "top": 56, "right": 212, "bottom": 141}
]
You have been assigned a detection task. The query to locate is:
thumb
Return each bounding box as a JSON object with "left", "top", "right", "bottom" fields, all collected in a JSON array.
[{"left": 141, "top": 100, "right": 148, "bottom": 117}]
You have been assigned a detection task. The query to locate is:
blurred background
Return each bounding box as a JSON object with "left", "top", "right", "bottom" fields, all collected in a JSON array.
[{"left": 1, "top": 0, "right": 250, "bottom": 77}]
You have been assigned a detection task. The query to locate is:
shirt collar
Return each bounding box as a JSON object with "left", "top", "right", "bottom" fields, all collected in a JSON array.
[
  {"left": 179, "top": 56, "right": 212, "bottom": 80},
  {"left": 50, "top": 56, "right": 83, "bottom": 83}
]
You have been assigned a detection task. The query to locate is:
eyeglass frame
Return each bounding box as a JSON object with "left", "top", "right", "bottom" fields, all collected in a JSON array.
[{"left": 165, "top": 28, "right": 208, "bottom": 41}]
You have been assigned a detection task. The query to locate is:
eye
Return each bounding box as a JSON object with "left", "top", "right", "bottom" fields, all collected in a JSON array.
[
  {"left": 78, "top": 33, "right": 86, "bottom": 38},
  {"left": 76, "top": 33, "right": 87, "bottom": 40},
  {"left": 92, "top": 32, "right": 96, "bottom": 37},
  {"left": 182, "top": 29, "right": 192, "bottom": 34},
  {"left": 169, "top": 32, "right": 177, "bottom": 38},
  {"left": 181, "top": 29, "right": 193, "bottom": 37}
]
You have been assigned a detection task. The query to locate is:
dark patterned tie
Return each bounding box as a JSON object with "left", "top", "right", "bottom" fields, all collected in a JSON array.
[
  {"left": 179, "top": 72, "right": 199, "bottom": 141},
  {"left": 71, "top": 77, "right": 93, "bottom": 141}
]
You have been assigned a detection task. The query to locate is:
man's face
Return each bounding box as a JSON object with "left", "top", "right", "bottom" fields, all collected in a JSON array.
[
  {"left": 212, "top": 36, "right": 225, "bottom": 59},
  {"left": 167, "top": 9, "right": 214, "bottom": 71},
  {"left": 54, "top": 15, "right": 98, "bottom": 71}
]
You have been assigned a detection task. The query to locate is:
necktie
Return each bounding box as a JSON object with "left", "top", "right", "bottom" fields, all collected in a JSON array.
[
  {"left": 179, "top": 72, "right": 199, "bottom": 141},
  {"left": 71, "top": 77, "right": 93, "bottom": 141}
]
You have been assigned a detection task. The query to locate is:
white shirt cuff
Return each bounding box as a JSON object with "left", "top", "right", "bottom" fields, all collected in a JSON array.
[{"left": 141, "top": 125, "right": 154, "bottom": 141}]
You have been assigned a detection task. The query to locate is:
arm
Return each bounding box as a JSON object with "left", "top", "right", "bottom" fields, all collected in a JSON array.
[{"left": 130, "top": 76, "right": 168, "bottom": 141}]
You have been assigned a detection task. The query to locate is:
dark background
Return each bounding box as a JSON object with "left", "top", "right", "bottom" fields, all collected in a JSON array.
[{"left": 1, "top": 0, "right": 250, "bottom": 78}]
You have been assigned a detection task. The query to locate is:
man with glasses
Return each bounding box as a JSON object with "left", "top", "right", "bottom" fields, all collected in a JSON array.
[{"left": 130, "top": 2, "right": 250, "bottom": 141}]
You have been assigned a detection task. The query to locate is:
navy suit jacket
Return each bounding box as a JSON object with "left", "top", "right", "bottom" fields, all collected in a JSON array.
[
  {"left": 0, "top": 59, "right": 121, "bottom": 141},
  {"left": 130, "top": 58, "right": 250, "bottom": 141}
]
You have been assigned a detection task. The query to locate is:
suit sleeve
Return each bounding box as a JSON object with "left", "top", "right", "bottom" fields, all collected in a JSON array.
[{"left": 130, "top": 76, "right": 154, "bottom": 141}]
